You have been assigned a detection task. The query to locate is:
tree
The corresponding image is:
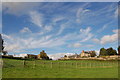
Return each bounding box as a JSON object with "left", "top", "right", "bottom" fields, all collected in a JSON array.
[
  {"left": 106, "top": 47, "right": 117, "bottom": 55},
  {"left": 90, "top": 51, "right": 97, "bottom": 57},
  {"left": 0, "top": 34, "right": 7, "bottom": 55},
  {"left": 118, "top": 46, "right": 120, "bottom": 55},
  {"left": 40, "top": 50, "right": 49, "bottom": 60},
  {"left": 99, "top": 48, "right": 107, "bottom": 56},
  {"left": 64, "top": 55, "right": 67, "bottom": 57},
  {"left": 2, "top": 51, "right": 8, "bottom": 55}
]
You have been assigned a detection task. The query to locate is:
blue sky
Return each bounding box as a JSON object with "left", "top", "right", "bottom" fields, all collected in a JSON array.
[{"left": 2, "top": 2, "right": 119, "bottom": 57}]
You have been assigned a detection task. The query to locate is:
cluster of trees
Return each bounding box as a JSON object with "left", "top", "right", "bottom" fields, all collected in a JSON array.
[
  {"left": 40, "top": 50, "right": 49, "bottom": 60},
  {"left": 99, "top": 46, "right": 120, "bottom": 56},
  {"left": 0, "top": 34, "right": 7, "bottom": 55},
  {"left": 90, "top": 51, "right": 96, "bottom": 57}
]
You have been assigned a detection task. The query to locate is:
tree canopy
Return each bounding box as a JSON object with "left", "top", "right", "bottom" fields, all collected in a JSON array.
[
  {"left": 99, "top": 48, "right": 107, "bottom": 56},
  {"left": 99, "top": 47, "right": 117, "bottom": 56},
  {"left": 40, "top": 50, "right": 49, "bottom": 60},
  {"left": 90, "top": 51, "right": 97, "bottom": 57}
]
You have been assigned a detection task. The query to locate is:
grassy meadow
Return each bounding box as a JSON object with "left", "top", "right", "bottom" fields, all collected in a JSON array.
[{"left": 2, "top": 58, "right": 118, "bottom": 78}]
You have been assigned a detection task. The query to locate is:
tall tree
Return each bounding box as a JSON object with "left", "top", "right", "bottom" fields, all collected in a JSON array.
[
  {"left": 0, "top": 34, "right": 7, "bottom": 55},
  {"left": 90, "top": 51, "right": 97, "bottom": 57},
  {"left": 106, "top": 47, "right": 117, "bottom": 55},
  {"left": 40, "top": 50, "right": 49, "bottom": 60},
  {"left": 99, "top": 48, "right": 107, "bottom": 56}
]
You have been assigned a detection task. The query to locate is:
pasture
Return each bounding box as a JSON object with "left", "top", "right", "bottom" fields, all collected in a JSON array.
[{"left": 2, "top": 58, "right": 119, "bottom": 78}]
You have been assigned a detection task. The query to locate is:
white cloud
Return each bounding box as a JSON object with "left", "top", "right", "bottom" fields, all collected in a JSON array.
[
  {"left": 97, "top": 24, "right": 108, "bottom": 33},
  {"left": 114, "top": 8, "right": 118, "bottom": 18},
  {"left": 76, "top": 8, "right": 90, "bottom": 23},
  {"left": 3, "top": 2, "right": 40, "bottom": 16},
  {"left": 20, "top": 27, "right": 32, "bottom": 33},
  {"left": 2, "top": 26, "right": 94, "bottom": 54},
  {"left": 80, "top": 27, "right": 91, "bottom": 34},
  {"left": 2, "top": 33, "right": 66, "bottom": 53},
  {"left": 79, "top": 27, "right": 93, "bottom": 42},
  {"left": 92, "top": 38, "right": 100, "bottom": 43},
  {"left": 56, "top": 24, "right": 66, "bottom": 35},
  {"left": 68, "top": 42, "right": 94, "bottom": 48},
  {"left": 100, "top": 34, "right": 117, "bottom": 44},
  {"left": 29, "top": 11, "right": 44, "bottom": 28},
  {"left": 68, "top": 43, "right": 82, "bottom": 48},
  {"left": 48, "top": 53, "right": 75, "bottom": 60},
  {"left": 53, "top": 16, "right": 65, "bottom": 23},
  {"left": 44, "top": 25, "right": 53, "bottom": 32},
  {"left": 93, "top": 29, "right": 119, "bottom": 44}
]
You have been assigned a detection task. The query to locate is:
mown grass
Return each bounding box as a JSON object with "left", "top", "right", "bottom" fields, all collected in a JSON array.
[{"left": 2, "top": 58, "right": 118, "bottom": 78}]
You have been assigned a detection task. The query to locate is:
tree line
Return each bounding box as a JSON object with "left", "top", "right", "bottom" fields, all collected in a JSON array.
[{"left": 99, "top": 46, "right": 120, "bottom": 56}]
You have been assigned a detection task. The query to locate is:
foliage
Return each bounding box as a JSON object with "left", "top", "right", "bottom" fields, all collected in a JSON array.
[
  {"left": 99, "top": 47, "right": 117, "bottom": 56},
  {"left": 64, "top": 55, "right": 67, "bottom": 57},
  {"left": 99, "top": 48, "right": 107, "bottom": 56},
  {"left": 90, "top": 51, "right": 97, "bottom": 57},
  {"left": 106, "top": 47, "right": 117, "bottom": 55},
  {"left": 2, "top": 50, "right": 8, "bottom": 55},
  {"left": 40, "top": 50, "right": 49, "bottom": 60}
]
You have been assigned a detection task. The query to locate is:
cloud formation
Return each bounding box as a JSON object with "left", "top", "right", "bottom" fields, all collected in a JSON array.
[
  {"left": 93, "top": 29, "right": 119, "bottom": 44},
  {"left": 20, "top": 27, "right": 32, "bottom": 33},
  {"left": 3, "top": 2, "right": 40, "bottom": 16}
]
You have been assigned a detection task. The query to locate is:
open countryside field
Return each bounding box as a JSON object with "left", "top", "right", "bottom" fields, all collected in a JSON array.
[{"left": 2, "top": 58, "right": 118, "bottom": 78}]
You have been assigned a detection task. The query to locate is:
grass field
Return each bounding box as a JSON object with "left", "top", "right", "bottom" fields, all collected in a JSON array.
[{"left": 2, "top": 58, "right": 118, "bottom": 78}]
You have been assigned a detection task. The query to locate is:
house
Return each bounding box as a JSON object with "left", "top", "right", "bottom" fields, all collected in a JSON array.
[
  {"left": 80, "top": 50, "right": 91, "bottom": 58},
  {"left": 26, "top": 54, "right": 38, "bottom": 59},
  {"left": 37, "top": 54, "right": 42, "bottom": 59}
]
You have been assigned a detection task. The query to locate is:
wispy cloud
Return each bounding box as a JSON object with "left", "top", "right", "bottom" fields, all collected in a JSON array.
[
  {"left": 29, "top": 11, "right": 44, "bottom": 28},
  {"left": 20, "top": 27, "right": 32, "bottom": 33},
  {"left": 3, "top": 2, "right": 40, "bottom": 16},
  {"left": 68, "top": 43, "right": 94, "bottom": 48}
]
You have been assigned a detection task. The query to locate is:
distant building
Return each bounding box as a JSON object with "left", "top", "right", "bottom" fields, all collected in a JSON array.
[
  {"left": 37, "top": 54, "right": 41, "bottom": 59},
  {"left": 80, "top": 50, "right": 91, "bottom": 58},
  {"left": 26, "top": 54, "right": 37, "bottom": 59}
]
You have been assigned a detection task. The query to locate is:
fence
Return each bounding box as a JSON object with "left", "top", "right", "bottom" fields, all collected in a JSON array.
[{"left": 3, "top": 60, "right": 118, "bottom": 69}]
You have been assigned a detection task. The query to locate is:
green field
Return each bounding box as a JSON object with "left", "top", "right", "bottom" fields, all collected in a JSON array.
[{"left": 2, "top": 58, "right": 118, "bottom": 78}]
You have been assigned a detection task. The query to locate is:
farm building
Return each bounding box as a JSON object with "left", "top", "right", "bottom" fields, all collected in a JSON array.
[
  {"left": 80, "top": 50, "right": 91, "bottom": 58},
  {"left": 37, "top": 54, "right": 42, "bottom": 59},
  {"left": 27, "top": 54, "right": 38, "bottom": 59}
]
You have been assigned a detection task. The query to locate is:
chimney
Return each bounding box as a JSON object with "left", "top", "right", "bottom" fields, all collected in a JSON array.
[{"left": 82, "top": 50, "right": 84, "bottom": 53}]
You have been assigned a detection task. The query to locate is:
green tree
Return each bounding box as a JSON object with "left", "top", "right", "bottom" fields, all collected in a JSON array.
[
  {"left": 106, "top": 47, "right": 117, "bottom": 55},
  {"left": 0, "top": 34, "right": 7, "bottom": 55},
  {"left": 2, "top": 51, "right": 8, "bottom": 55},
  {"left": 64, "top": 55, "right": 67, "bottom": 57},
  {"left": 99, "top": 48, "right": 107, "bottom": 56},
  {"left": 90, "top": 51, "right": 97, "bottom": 57},
  {"left": 40, "top": 50, "right": 49, "bottom": 60}
]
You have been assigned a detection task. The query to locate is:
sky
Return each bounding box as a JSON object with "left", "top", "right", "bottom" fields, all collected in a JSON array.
[{"left": 1, "top": 2, "right": 119, "bottom": 59}]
